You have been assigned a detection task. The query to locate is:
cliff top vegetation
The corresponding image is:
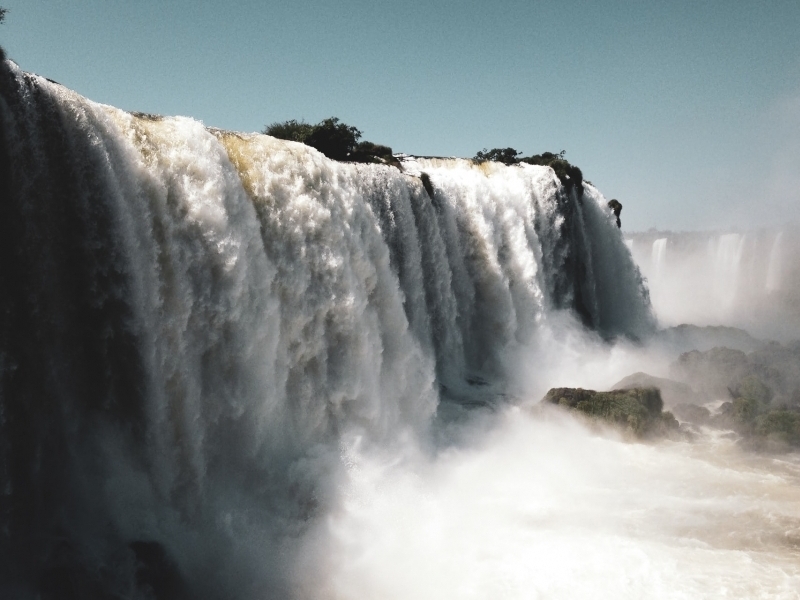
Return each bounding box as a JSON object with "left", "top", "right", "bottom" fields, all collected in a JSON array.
[
  {"left": 0, "top": 7, "right": 8, "bottom": 61},
  {"left": 474, "top": 147, "right": 584, "bottom": 196},
  {"left": 263, "top": 117, "right": 396, "bottom": 166}
]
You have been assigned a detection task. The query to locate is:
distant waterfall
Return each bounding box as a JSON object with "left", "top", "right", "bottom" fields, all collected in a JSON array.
[
  {"left": 713, "top": 233, "right": 746, "bottom": 309},
  {"left": 766, "top": 231, "right": 783, "bottom": 293},
  {"left": 0, "top": 61, "right": 654, "bottom": 598},
  {"left": 651, "top": 238, "right": 667, "bottom": 276},
  {"left": 627, "top": 229, "right": 799, "bottom": 339}
]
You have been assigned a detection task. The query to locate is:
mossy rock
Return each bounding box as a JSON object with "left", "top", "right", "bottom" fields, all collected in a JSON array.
[
  {"left": 754, "top": 410, "right": 800, "bottom": 448},
  {"left": 543, "top": 387, "right": 678, "bottom": 438},
  {"left": 672, "top": 403, "right": 711, "bottom": 425}
]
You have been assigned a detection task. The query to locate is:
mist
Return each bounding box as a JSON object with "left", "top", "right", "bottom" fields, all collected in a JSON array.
[
  {"left": 628, "top": 229, "right": 800, "bottom": 340},
  {"left": 298, "top": 315, "right": 800, "bottom": 598},
  {"left": 2, "top": 59, "right": 800, "bottom": 599}
]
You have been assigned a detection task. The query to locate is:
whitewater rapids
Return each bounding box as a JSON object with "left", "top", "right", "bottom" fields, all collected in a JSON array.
[{"left": 1, "top": 60, "right": 798, "bottom": 599}]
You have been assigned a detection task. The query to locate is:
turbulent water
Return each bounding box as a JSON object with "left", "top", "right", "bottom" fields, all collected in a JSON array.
[{"left": 1, "top": 61, "right": 798, "bottom": 599}]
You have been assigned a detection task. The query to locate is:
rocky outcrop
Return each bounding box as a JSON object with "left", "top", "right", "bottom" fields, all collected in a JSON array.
[
  {"left": 542, "top": 387, "right": 679, "bottom": 438},
  {"left": 671, "top": 403, "right": 711, "bottom": 425},
  {"left": 652, "top": 324, "right": 762, "bottom": 354},
  {"left": 670, "top": 342, "right": 800, "bottom": 406},
  {"left": 607, "top": 199, "right": 622, "bottom": 228},
  {"left": 670, "top": 347, "right": 751, "bottom": 399},
  {"left": 665, "top": 344, "right": 800, "bottom": 450},
  {"left": 611, "top": 372, "right": 701, "bottom": 407}
]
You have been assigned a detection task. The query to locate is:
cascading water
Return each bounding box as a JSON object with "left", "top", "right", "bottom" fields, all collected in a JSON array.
[
  {"left": 0, "top": 61, "right": 654, "bottom": 598},
  {"left": 651, "top": 237, "right": 667, "bottom": 276},
  {"left": 628, "top": 228, "right": 800, "bottom": 339},
  {"left": 713, "top": 233, "right": 746, "bottom": 310},
  {"left": 766, "top": 231, "right": 784, "bottom": 293}
]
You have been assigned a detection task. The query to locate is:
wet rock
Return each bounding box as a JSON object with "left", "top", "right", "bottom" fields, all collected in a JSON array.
[
  {"left": 542, "top": 387, "right": 679, "bottom": 438},
  {"left": 672, "top": 403, "right": 712, "bottom": 425},
  {"left": 130, "top": 541, "right": 190, "bottom": 600},
  {"left": 611, "top": 371, "right": 701, "bottom": 407},
  {"left": 607, "top": 199, "right": 622, "bottom": 228}
]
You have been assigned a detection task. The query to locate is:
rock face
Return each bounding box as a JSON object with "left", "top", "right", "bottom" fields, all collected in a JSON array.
[
  {"left": 542, "top": 387, "right": 679, "bottom": 438},
  {"left": 611, "top": 371, "right": 701, "bottom": 407},
  {"left": 670, "top": 342, "right": 800, "bottom": 406},
  {"left": 607, "top": 199, "right": 622, "bottom": 228},
  {"left": 672, "top": 403, "right": 711, "bottom": 425},
  {"left": 670, "top": 347, "right": 751, "bottom": 399},
  {"left": 664, "top": 342, "right": 800, "bottom": 450},
  {"left": 652, "top": 324, "right": 763, "bottom": 354}
]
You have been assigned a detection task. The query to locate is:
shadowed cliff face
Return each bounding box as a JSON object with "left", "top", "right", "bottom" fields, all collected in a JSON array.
[{"left": 0, "top": 59, "right": 654, "bottom": 597}]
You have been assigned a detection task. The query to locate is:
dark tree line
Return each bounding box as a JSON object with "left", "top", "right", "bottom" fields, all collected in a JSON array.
[
  {"left": 474, "top": 147, "right": 584, "bottom": 196},
  {"left": 0, "top": 7, "right": 8, "bottom": 61},
  {"left": 263, "top": 117, "right": 395, "bottom": 165},
  {"left": 473, "top": 147, "right": 624, "bottom": 226}
]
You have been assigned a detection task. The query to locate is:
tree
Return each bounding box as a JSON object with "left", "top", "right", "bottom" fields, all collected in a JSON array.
[
  {"left": 0, "top": 7, "right": 8, "bottom": 61},
  {"left": 264, "top": 117, "right": 396, "bottom": 164},
  {"left": 263, "top": 119, "right": 313, "bottom": 143},
  {"left": 304, "top": 117, "right": 362, "bottom": 161},
  {"left": 474, "top": 147, "right": 521, "bottom": 165}
]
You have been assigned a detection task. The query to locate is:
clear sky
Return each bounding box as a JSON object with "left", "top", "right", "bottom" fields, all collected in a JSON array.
[{"left": 2, "top": 0, "right": 799, "bottom": 231}]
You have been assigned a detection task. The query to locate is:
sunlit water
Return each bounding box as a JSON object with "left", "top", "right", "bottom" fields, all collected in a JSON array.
[
  {"left": 1, "top": 60, "right": 798, "bottom": 599},
  {"left": 311, "top": 412, "right": 800, "bottom": 599}
]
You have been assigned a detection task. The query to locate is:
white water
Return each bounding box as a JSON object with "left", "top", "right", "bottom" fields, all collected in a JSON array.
[
  {"left": 313, "top": 412, "right": 800, "bottom": 600},
  {"left": 652, "top": 237, "right": 667, "bottom": 275},
  {"left": 767, "top": 231, "right": 784, "bottom": 293},
  {"left": 713, "top": 233, "right": 746, "bottom": 311},
  {"left": 628, "top": 229, "right": 800, "bottom": 340},
  {"left": 2, "top": 61, "right": 799, "bottom": 599}
]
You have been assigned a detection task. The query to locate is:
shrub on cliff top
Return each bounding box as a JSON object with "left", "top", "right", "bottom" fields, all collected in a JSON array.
[
  {"left": 474, "top": 148, "right": 584, "bottom": 196},
  {"left": 0, "top": 6, "right": 7, "bottom": 61},
  {"left": 264, "top": 117, "right": 394, "bottom": 165},
  {"left": 474, "top": 147, "right": 522, "bottom": 165},
  {"left": 263, "top": 119, "right": 314, "bottom": 143},
  {"left": 304, "top": 117, "right": 362, "bottom": 161}
]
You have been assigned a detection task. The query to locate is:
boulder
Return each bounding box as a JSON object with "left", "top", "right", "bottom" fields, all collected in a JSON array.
[
  {"left": 542, "top": 387, "right": 679, "bottom": 438},
  {"left": 611, "top": 371, "right": 701, "bottom": 407},
  {"left": 607, "top": 199, "right": 622, "bottom": 228},
  {"left": 670, "top": 347, "right": 751, "bottom": 399},
  {"left": 672, "top": 403, "right": 711, "bottom": 425}
]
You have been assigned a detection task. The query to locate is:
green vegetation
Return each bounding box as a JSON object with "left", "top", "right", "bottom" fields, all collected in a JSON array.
[
  {"left": 754, "top": 411, "right": 800, "bottom": 447},
  {"left": 473, "top": 147, "right": 584, "bottom": 196},
  {"left": 263, "top": 119, "right": 314, "bottom": 143},
  {"left": 474, "top": 147, "right": 521, "bottom": 165},
  {"left": 0, "top": 7, "right": 7, "bottom": 61},
  {"left": 263, "top": 117, "right": 395, "bottom": 165},
  {"left": 543, "top": 387, "right": 679, "bottom": 439},
  {"left": 707, "top": 372, "right": 800, "bottom": 450}
]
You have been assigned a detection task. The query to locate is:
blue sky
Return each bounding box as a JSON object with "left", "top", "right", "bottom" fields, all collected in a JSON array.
[{"left": 2, "top": 0, "right": 799, "bottom": 231}]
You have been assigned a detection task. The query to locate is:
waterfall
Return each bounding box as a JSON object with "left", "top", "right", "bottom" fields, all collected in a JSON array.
[
  {"left": 0, "top": 61, "right": 654, "bottom": 597},
  {"left": 651, "top": 237, "right": 667, "bottom": 277},
  {"left": 766, "top": 231, "right": 783, "bottom": 293},
  {"left": 713, "top": 233, "right": 745, "bottom": 309},
  {"left": 627, "top": 228, "right": 800, "bottom": 339}
]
